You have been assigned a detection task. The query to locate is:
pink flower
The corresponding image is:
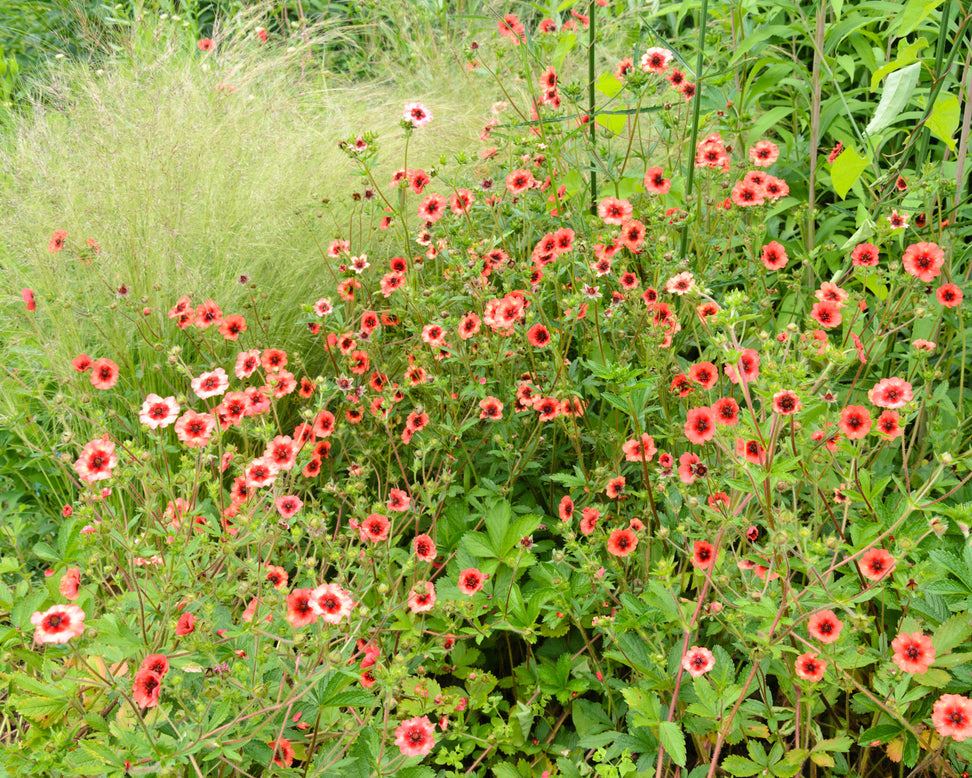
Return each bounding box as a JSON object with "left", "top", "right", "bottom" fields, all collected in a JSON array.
[
  {"left": 31, "top": 604, "right": 85, "bottom": 644},
  {"left": 681, "top": 646, "right": 715, "bottom": 677},
  {"left": 394, "top": 715, "right": 436, "bottom": 757},
  {"left": 403, "top": 102, "right": 433, "bottom": 128}
]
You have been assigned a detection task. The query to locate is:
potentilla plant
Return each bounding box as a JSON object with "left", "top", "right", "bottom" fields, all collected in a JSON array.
[{"left": 2, "top": 6, "right": 971, "bottom": 778}]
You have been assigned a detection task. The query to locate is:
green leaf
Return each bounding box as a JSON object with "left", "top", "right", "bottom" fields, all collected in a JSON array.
[
  {"left": 865, "top": 62, "right": 921, "bottom": 136},
  {"left": 915, "top": 668, "right": 952, "bottom": 686},
  {"left": 658, "top": 721, "right": 686, "bottom": 767},
  {"left": 721, "top": 755, "right": 763, "bottom": 777},
  {"left": 461, "top": 532, "right": 496, "bottom": 559},
  {"left": 595, "top": 72, "right": 623, "bottom": 99},
  {"left": 926, "top": 94, "right": 959, "bottom": 151},
  {"left": 870, "top": 38, "right": 928, "bottom": 90},
  {"left": 858, "top": 722, "right": 905, "bottom": 744},
  {"left": 894, "top": 0, "right": 944, "bottom": 36},
  {"left": 933, "top": 612, "right": 972, "bottom": 653},
  {"left": 745, "top": 106, "right": 792, "bottom": 147},
  {"left": 595, "top": 112, "right": 627, "bottom": 135},
  {"left": 831, "top": 145, "right": 869, "bottom": 199}
]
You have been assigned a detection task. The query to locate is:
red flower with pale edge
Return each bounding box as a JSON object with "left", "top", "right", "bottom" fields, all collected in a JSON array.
[
  {"left": 772, "top": 390, "right": 801, "bottom": 416},
  {"left": 458, "top": 568, "right": 486, "bottom": 595},
  {"left": 932, "top": 694, "right": 972, "bottom": 742},
  {"left": 31, "top": 604, "right": 85, "bottom": 644},
  {"left": 902, "top": 241, "right": 945, "bottom": 283},
  {"left": 194, "top": 299, "right": 222, "bottom": 328},
  {"left": 749, "top": 141, "right": 779, "bottom": 167},
  {"left": 139, "top": 394, "right": 180, "bottom": 429},
  {"left": 395, "top": 715, "right": 436, "bottom": 757},
  {"left": 312, "top": 583, "right": 354, "bottom": 624},
  {"left": 269, "top": 738, "right": 295, "bottom": 768},
  {"left": 72, "top": 353, "right": 92, "bottom": 372},
  {"left": 265, "top": 565, "right": 288, "bottom": 589},
  {"left": 132, "top": 669, "right": 163, "bottom": 708},
  {"left": 90, "top": 358, "right": 119, "bottom": 390},
  {"left": 725, "top": 349, "right": 760, "bottom": 385},
  {"left": 937, "top": 283, "right": 963, "bottom": 308},
  {"left": 859, "top": 548, "right": 895, "bottom": 581},
  {"left": 684, "top": 406, "right": 716, "bottom": 444},
  {"left": 681, "top": 646, "right": 715, "bottom": 677},
  {"left": 191, "top": 368, "right": 229, "bottom": 399},
  {"left": 622, "top": 433, "right": 656, "bottom": 463},
  {"left": 807, "top": 610, "right": 843, "bottom": 644},
  {"left": 174, "top": 410, "right": 216, "bottom": 448},
  {"left": 245, "top": 456, "right": 278, "bottom": 489},
  {"left": 506, "top": 168, "right": 536, "bottom": 194},
  {"left": 691, "top": 540, "right": 715, "bottom": 569},
  {"left": 312, "top": 410, "right": 336, "bottom": 438},
  {"left": 175, "top": 612, "right": 196, "bottom": 635},
  {"left": 74, "top": 435, "right": 117, "bottom": 483},
  {"left": 286, "top": 588, "right": 321, "bottom": 627},
  {"left": 643, "top": 166, "right": 671, "bottom": 194},
  {"left": 867, "top": 377, "right": 913, "bottom": 409},
  {"left": 479, "top": 396, "right": 503, "bottom": 420},
  {"left": 838, "top": 405, "right": 871, "bottom": 440},
  {"left": 607, "top": 528, "right": 638, "bottom": 557},
  {"left": 408, "top": 581, "right": 436, "bottom": 613},
  {"left": 413, "top": 534, "right": 437, "bottom": 561},
  {"left": 891, "top": 632, "right": 935, "bottom": 674},
  {"left": 387, "top": 488, "right": 411, "bottom": 512},
  {"left": 597, "top": 196, "right": 633, "bottom": 225},
  {"left": 794, "top": 652, "right": 825, "bottom": 682},
  {"left": 275, "top": 495, "right": 303, "bottom": 519}
]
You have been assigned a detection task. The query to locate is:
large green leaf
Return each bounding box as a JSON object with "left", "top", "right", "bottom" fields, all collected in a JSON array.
[
  {"left": 830, "top": 145, "right": 869, "bottom": 199},
  {"left": 865, "top": 62, "right": 921, "bottom": 136},
  {"left": 926, "top": 94, "right": 959, "bottom": 151},
  {"left": 658, "top": 721, "right": 686, "bottom": 767}
]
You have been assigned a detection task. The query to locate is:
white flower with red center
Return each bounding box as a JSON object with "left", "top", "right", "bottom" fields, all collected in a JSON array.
[
  {"left": 30, "top": 604, "right": 86, "bottom": 644},
  {"left": 312, "top": 583, "right": 354, "bottom": 624},
  {"left": 403, "top": 102, "right": 433, "bottom": 128},
  {"left": 139, "top": 394, "right": 180, "bottom": 429},
  {"left": 681, "top": 646, "right": 715, "bottom": 677}
]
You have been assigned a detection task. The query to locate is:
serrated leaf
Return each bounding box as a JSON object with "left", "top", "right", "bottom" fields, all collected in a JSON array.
[
  {"left": 932, "top": 612, "right": 972, "bottom": 653},
  {"left": 461, "top": 532, "right": 496, "bottom": 558},
  {"left": 658, "top": 721, "right": 686, "bottom": 766},
  {"left": 831, "top": 145, "right": 869, "bottom": 199},
  {"left": 858, "top": 722, "right": 905, "bottom": 744},
  {"left": 865, "top": 62, "right": 921, "bottom": 136},
  {"left": 915, "top": 668, "right": 952, "bottom": 686},
  {"left": 926, "top": 94, "right": 959, "bottom": 151},
  {"left": 721, "top": 755, "right": 763, "bottom": 776}
]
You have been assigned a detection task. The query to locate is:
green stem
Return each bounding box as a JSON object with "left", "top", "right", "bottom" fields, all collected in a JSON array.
[{"left": 679, "top": 0, "right": 709, "bottom": 258}]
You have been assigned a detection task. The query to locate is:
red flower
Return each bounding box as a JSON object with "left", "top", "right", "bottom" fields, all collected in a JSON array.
[
  {"left": 505, "top": 168, "right": 536, "bottom": 194},
  {"left": 261, "top": 348, "right": 287, "bottom": 373},
  {"left": 937, "top": 283, "right": 963, "bottom": 308},
  {"left": 687, "top": 362, "right": 718, "bottom": 390},
  {"left": 622, "top": 433, "right": 656, "bottom": 463},
  {"left": 597, "top": 196, "right": 633, "bottom": 225},
  {"left": 413, "top": 534, "right": 437, "bottom": 561},
  {"left": 527, "top": 323, "right": 551, "bottom": 348},
  {"left": 59, "top": 568, "right": 80, "bottom": 600},
  {"left": 194, "top": 299, "right": 223, "bottom": 328},
  {"left": 497, "top": 13, "right": 526, "bottom": 44},
  {"left": 197, "top": 38, "right": 214, "bottom": 51},
  {"left": 559, "top": 496, "right": 574, "bottom": 522},
  {"left": 794, "top": 652, "right": 825, "bottom": 682},
  {"left": 902, "top": 241, "right": 945, "bottom": 283},
  {"left": 72, "top": 353, "right": 92, "bottom": 372},
  {"left": 760, "top": 241, "right": 788, "bottom": 271},
  {"left": 387, "top": 488, "right": 411, "bottom": 512},
  {"left": 867, "top": 377, "right": 913, "bottom": 409},
  {"left": 643, "top": 167, "right": 671, "bottom": 194},
  {"left": 275, "top": 495, "right": 303, "bottom": 520},
  {"left": 772, "top": 390, "right": 801, "bottom": 416},
  {"left": 579, "top": 507, "right": 599, "bottom": 535},
  {"left": 876, "top": 410, "right": 902, "bottom": 439},
  {"left": 174, "top": 410, "right": 216, "bottom": 448},
  {"left": 74, "top": 435, "right": 118, "bottom": 483},
  {"left": 735, "top": 438, "right": 766, "bottom": 465},
  {"left": 132, "top": 669, "right": 163, "bottom": 708},
  {"left": 408, "top": 581, "right": 436, "bottom": 613},
  {"left": 851, "top": 243, "right": 879, "bottom": 267},
  {"left": 678, "top": 452, "right": 705, "bottom": 483},
  {"left": 607, "top": 528, "right": 638, "bottom": 557},
  {"left": 418, "top": 193, "right": 448, "bottom": 223},
  {"left": 479, "top": 396, "right": 504, "bottom": 420},
  {"left": 31, "top": 604, "right": 85, "bottom": 644},
  {"left": 838, "top": 405, "right": 871, "bottom": 440},
  {"left": 90, "top": 358, "right": 119, "bottom": 390},
  {"left": 810, "top": 301, "right": 842, "bottom": 329},
  {"left": 141, "top": 653, "right": 170, "bottom": 677},
  {"left": 312, "top": 410, "right": 336, "bottom": 438},
  {"left": 891, "top": 632, "right": 935, "bottom": 674},
  {"left": 312, "top": 583, "right": 354, "bottom": 624},
  {"left": 749, "top": 141, "right": 779, "bottom": 167},
  {"left": 286, "top": 588, "right": 321, "bottom": 628},
  {"left": 265, "top": 565, "right": 289, "bottom": 589},
  {"left": 269, "top": 738, "right": 295, "bottom": 768},
  {"left": 807, "top": 610, "right": 842, "bottom": 644},
  {"left": 684, "top": 406, "right": 716, "bottom": 444},
  {"left": 932, "top": 694, "right": 972, "bottom": 742},
  {"left": 691, "top": 540, "right": 715, "bottom": 569},
  {"left": 605, "top": 476, "right": 625, "bottom": 498},
  {"left": 859, "top": 548, "right": 895, "bottom": 581},
  {"left": 49, "top": 229, "right": 67, "bottom": 252},
  {"left": 458, "top": 568, "right": 486, "bottom": 595},
  {"left": 712, "top": 397, "right": 739, "bottom": 426},
  {"left": 724, "top": 349, "right": 760, "bottom": 385},
  {"left": 175, "top": 613, "right": 196, "bottom": 636},
  {"left": 731, "top": 180, "right": 765, "bottom": 207},
  {"left": 218, "top": 314, "right": 247, "bottom": 341},
  {"left": 681, "top": 646, "right": 715, "bottom": 677},
  {"left": 395, "top": 715, "right": 436, "bottom": 757},
  {"left": 361, "top": 513, "right": 391, "bottom": 542}
]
